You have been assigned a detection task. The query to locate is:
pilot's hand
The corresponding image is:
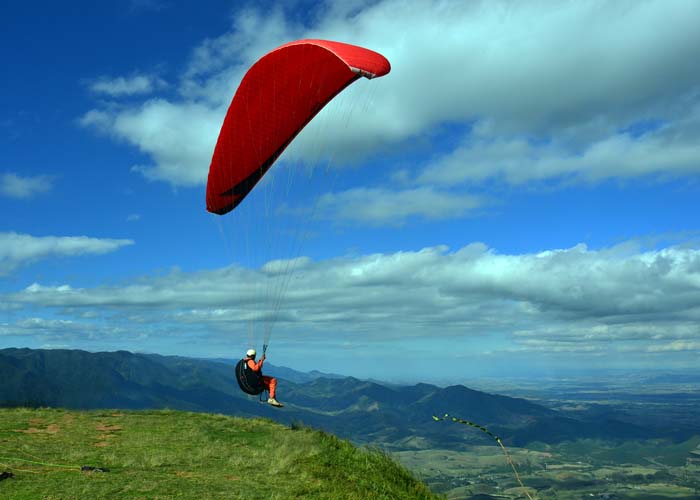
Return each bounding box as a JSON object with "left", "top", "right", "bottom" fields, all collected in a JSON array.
[{"left": 261, "top": 354, "right": 266, "bottom": 361}]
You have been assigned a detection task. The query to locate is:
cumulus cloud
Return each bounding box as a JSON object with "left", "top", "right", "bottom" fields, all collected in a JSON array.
[
  {"left": 512, "top": 323, "right": 700, "bottom": 356},
  {"left": 0, "top": 232, "right": 134, "bottom": 276},
  {"left": 316, "top": 186, "right": 484, "bottom": 225},
  {"left": 417, "top": 109, "right": 700, "bottom": 187},
  {"left": 79, "top": 0, "right": 700, "bottom": 193},
  {"left": 4, "top": 241, "right": 700, "bottom": 361},
  {"left": 0, "top": 317, "right": 80, "bottom": 337},
  {"left": 0, "top": 316, "right": 145, "bottom": 346},
  {"left": 1, "top": 172, "right": 54, "bottom": 199},
  {"left": 646, "top": 340, "right": 700, "bottom": 352},
  {"left": 80, "top": 100, "right": 221, "bottom": 187},
  {"left": 88, "top": 74, "right": 167, "bottom": 96}
]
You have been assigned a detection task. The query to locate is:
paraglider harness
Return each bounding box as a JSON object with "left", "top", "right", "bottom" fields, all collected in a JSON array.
[{"left": 235, "top": 344, "right": 269, "bottom": 402}]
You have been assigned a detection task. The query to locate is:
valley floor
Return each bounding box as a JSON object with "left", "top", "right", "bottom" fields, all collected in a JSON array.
[{"left": 394, "top": 439, "right": 700, "bottom": 499}]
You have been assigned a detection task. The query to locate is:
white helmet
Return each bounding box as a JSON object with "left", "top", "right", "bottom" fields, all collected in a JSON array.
[{"left": 246, "top": 349, "right": 256, "bottom": 358}]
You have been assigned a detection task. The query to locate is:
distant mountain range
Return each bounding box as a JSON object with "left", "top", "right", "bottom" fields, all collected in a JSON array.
[
  {"left": 0, "top": 348, "right": 675, "bottom": 449},
  {"left": 208, "top": 356, "right": 348, "bottom": 384}
]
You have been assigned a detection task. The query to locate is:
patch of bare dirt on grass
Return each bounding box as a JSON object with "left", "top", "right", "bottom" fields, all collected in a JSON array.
[
  {"left": 14, "top": 423, "right": 60, "bottom": 435},
  {"left": 95, "top": 424, "right": 122, "bottom": 432},
  {"left": 93, "top": 422, "right": 123, "bottom": 447}
]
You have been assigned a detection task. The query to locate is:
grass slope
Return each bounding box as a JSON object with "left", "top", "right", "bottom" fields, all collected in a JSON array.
[{"left": 0, "top": 408, "right": 441, "bottom": 500}]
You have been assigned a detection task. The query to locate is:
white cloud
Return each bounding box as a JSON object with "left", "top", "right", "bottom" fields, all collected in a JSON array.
[
  {"left": 1, "top": 172, "right": 54, "bottom": 199},
  {"left": 79, "top": 0, "right": 700, "bottom": 191},
  {"left": 79, "top": 110, "right": 113, "bottom": 132},
  {"left": 4, "top": 240, "right": 700, "bottom": 361},
  {"left": 316, "top": 186, "right": 484, "bottom": 225},
  {"left": 89, "top": 74, "right": 167, "bottom": 96},
  {"left": 511, "top": 323, "right": 700, "bottom": 356},
  {"left": 81, "top": 100, "right": 222, "bottom": 187},
  {"left": 0, "top": 316, "right": 142, "bottom": 344},
  {"left": 0, "top": 232, "right": 134, "bottom": 276},
  {"left": 646, "top": 340, "right": 700, "bottom": 352},
  {"left": 10, "top": 317, "right": 77, "bottom": 334},
  {"left": 417, "top": 109, "right": 700, "bottom": 187}
]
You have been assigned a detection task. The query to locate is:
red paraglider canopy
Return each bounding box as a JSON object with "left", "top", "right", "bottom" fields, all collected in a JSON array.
[{"left": 206, "top": 39, "right": 391, "bottom": 215}]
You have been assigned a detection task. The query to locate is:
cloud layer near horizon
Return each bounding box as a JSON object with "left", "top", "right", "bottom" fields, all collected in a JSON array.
[{"left": 3, "top": 240, "right": 699, "bottom": 362}]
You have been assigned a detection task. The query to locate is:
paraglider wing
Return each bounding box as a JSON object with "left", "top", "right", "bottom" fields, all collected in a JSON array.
[{"left": 206, "top": 39, "right": 391, "bottom": 215}]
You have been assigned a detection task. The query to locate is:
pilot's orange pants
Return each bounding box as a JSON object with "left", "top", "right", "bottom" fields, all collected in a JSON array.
[{"left": 262, "top": 376, "right": 277, "bottom": 398}]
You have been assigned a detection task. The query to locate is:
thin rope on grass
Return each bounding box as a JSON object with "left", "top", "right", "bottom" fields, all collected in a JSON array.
[
  {"left": 432, "top": 413, "right": 535, "bottom": 500},
  {"left": 0, "top": 455, "right": 82, "bottom": 470},
  {"left": 1, "top": 461, "right": 43, "bottom": 474}
]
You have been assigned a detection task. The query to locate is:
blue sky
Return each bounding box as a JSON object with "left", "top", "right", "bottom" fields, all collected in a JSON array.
[{"left": 2, "top": 0, "right": 700, "bottom": 383}]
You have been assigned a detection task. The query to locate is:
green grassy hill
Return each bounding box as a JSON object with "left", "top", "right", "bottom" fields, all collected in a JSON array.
[{"left": 0, "top": 408, "right": 441, "bottom": 499}]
